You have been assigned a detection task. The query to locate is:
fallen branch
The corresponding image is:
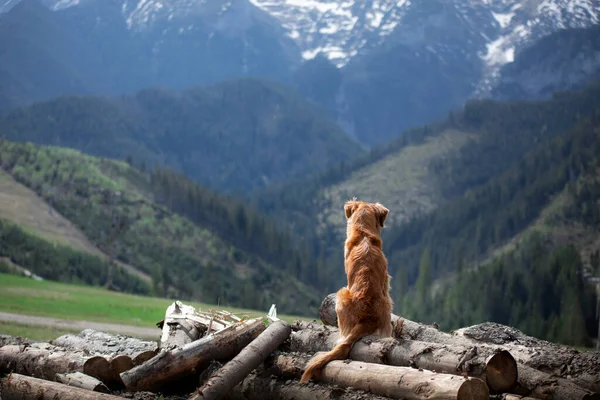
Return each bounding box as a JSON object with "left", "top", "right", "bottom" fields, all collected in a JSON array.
[
  {"left": 190, "top": 320, "right": 292, "bottom": 400},
  {"left": 268, "top": 353, "right": 489, "bottom": 400},
  {"left": 228, "top": 372, "right": 396, "bottom": 400},
  {"left": 120, "top": 317, "right": 266, "bottom": 392},
  {"left": 52, "top": 329, "right": 158, "bottom": 366},
  {"left": 0, "top": 342, "right": 115, "bottom": 387},
  {"left": 0, "top": 373, "right": 123, "bottom": 400},
  {"left": 55, "top": 371, "right": 110, "bottom": 393},
  {"left": 319, "top": 293, "right": 600, "bottom": 393},
  {"left": 290, "top": 321, "right": 517, "bottom": 393}
]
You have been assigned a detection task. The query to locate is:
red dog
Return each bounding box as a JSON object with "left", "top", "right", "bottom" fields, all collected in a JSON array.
[{"left": 300, "top": 198, "right": 393, "bottom": 382}]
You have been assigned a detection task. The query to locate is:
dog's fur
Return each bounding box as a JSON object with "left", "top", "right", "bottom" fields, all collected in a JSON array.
[{"left": 300, "top": 198, "right": 393, "bottom": 383}]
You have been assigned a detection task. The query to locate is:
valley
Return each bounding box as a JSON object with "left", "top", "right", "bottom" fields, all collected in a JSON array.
[{"left": 1, "top": 0, "right": 599, "bottom": 355}]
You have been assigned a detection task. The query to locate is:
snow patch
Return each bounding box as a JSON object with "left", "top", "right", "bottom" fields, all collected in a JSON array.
[
  {"left": 492, "top": 11, "right": 515, "bottom": 28},
  {"left": 483, "top": 35, "right": 515, "bottom": 66}
]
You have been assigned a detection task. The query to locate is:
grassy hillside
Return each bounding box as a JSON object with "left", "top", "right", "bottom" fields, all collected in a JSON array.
[
  {"left": 0, "top": 78, "right": 364, "bottom": 196},
  {"left": 0, "top": 170, "right": 150, "bottom": 282},
  {"left": 0, "top": 140, "right": 322, "bottom": 316}
]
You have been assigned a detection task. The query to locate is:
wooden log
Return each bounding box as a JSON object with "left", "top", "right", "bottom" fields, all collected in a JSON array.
[
  {"left": 52, "top": 329, "right": 158, "bottom": 366},
  {"left": 511, "top": 364, "right": 600, "bottom": 400},
  {"left": 0, "top": 373, "right": 124, "bottom": 400},
  {"left": 190, "top": 320, "right": 291, "bottom": 400},
  {"left": 289, "top": 321, "right": 517, "bottom": 393},
  {"left": 55, "top": 372, "right": 111, "bottom": 393},
  {"left": 0, "top": 342, "right": 115, "bottom": 386},
  {"left": 320, "top": 293, "right": 600, "bottom": 394},
  {"left": 227, "top": 372, "right": 396, "bottom": 400},
  {"left": 453, "top": 323, "right": 600, "bottom": 394},
  {"left": 268, "top": 353, "right": 490, "bottom": 400},
  {"left": 120, "top": 317, "right": 265, "bottom": 392},
  {"left": 159, "top": 301, "right": 208, "bottom": 351}
]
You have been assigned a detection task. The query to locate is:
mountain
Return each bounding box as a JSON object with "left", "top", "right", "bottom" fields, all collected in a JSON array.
[
  {"left": 492, "top": 24, "right": 600, "bottom": 101},
  {"left": 255, "top": 78, "right": 600, "bottom": 290},
  {"left": 399, "top": 106, "right": 600, "bottom": 348},
  {"left": 0, "top": 0, "right": 300, "bottom": 112},
  {"left": 253, "top": 78, "right": 600, "bottom": 345},
  {"left": 2, "top": 0, "right": 599, "bottom": 146},
  {"left": 0, "top": 139, "right": 323, "bottom": 315},
  {"left": 289, "top": 0, "right": 600, "bottom": 144},
  {"left": 0, "top": 78, "right": 363, "bottom": 195}
]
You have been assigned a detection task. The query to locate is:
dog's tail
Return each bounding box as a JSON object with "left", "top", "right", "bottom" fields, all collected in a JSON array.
[{"left": 299, "top": 325, "right": 364, "bottom": 383}]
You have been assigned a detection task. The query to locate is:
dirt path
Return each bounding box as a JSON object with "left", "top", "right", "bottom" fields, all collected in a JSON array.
[{"left": 0, "top": 311, "right": 159, "bottom": 340}]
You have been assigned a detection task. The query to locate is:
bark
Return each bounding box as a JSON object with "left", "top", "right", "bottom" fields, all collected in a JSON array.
[
  {"left": 160, "top": 301, "right": 207, "bottom": 351},
  {"left": 55, "top": 372, "right": 111, "bottom": 393},
  {"left": 120, "top": 317, "right": 266, "bottom": 393},
  {"left": 268, "top": 353, "right": 490, "bottom": 400},
  {"left": 453, "top": 323, "right": 600, "bottom": 394},
  {"left": 52, "top": 328, "right": 158, "bottom": 366},
  {"left": 320, "top": 293, "right": 600, "bottom": 394},
  {"left": 0, "top": 373, "right": 124, "bottom": 400},
  {"left": 511, "top": 364, "right": 600, "bottom": 400},
  {"left": 0, "top": 342, "right": 116, "bottom": 387},
  {"left": 190, "top": 320, "right": 292, "bottom": 400},
  {"left": 289, "top": 321, "right": 517, "bottom": 393},
  {"left": 227, "top": 372, "right": 396, "bottom": 400}
]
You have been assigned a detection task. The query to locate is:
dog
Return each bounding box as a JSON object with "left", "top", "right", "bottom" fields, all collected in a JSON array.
[{"left": 300, "top": 198, "right": 393, "bottom": 383}]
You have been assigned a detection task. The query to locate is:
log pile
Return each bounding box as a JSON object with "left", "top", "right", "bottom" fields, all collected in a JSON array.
[{"left": 0, "top": 297, "right": 598, "bottom": 400}]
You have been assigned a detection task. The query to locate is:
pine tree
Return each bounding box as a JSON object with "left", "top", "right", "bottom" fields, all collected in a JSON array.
[{"left": 416, "top": 248, "right": 432, "bottom": 304}]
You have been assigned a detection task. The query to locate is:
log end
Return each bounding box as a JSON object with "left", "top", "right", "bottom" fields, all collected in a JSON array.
[
  {"left": 132, "top": 350, "right": 158, "bottom": 366},
  {"left": 485, "top": 350, "right": 518, "bottom": 393},
  {"left": 318, "top": 293, "right": 338, "bottom": 327},
  {"left": 83, "top": 356, "right": 114, "bottom": 386},
  {"left": 457, "top": 377, "right": 489, "bottom": 400}
]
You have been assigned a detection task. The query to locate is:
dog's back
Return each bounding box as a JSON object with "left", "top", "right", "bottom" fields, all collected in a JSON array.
[{"left": 300, "top": 199, "right": 392, "bottom": 383}]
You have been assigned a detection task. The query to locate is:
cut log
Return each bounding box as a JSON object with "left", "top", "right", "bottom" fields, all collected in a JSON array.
[
  {"left": 0, "top": 373, "right": 124, "bottom": 400},
  {"left": 52, "top": 328, "right": 158, "bottom": 365},
  {"left": 55, "top": 372, "right": 111, "bottom": 393},
  {"left": 228, "top": 372, "right": 396, "bottom": 400},
  {"left": 320, "top": 293, "right": 600, "bottom": 394},
  {"left": 268, "top": 353, "right": 490, "bottom": 400},
  {"left": 453, "top": 323, "right": 600, "bottom": 394},
  {"left": 120, "top": 317, "right": 265, "bottom": 392},
  {"left": 190, "top": 320, "right": 291, "bottom": 400},
  {"left": 512, "top": 364, "right": 600, "bottom": 400},
  {"left": 0, "top": 342, "right": 115, "bottom": 386},
  {"left": 289, "top": 321, "right": 517, "bottom": 393}
]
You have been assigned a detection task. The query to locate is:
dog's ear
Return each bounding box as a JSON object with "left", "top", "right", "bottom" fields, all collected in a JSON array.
[
  {"left": 375, "top": 203, "right": 389, "bottom": 227},
  {"left": 345, "top": 198, "right": 359, "bottom": 219}
]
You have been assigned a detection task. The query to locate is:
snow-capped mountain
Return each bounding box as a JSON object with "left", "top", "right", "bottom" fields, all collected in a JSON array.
[{"left": 1, "top": 0, "right": 599, "bottom": 145}]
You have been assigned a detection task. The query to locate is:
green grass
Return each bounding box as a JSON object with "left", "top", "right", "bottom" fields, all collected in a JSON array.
[{"left": 0, "top": 273, "right": 306, "bottom": 328}]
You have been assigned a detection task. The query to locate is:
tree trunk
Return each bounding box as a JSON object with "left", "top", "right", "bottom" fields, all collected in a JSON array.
[
  {"left": 453, "top": 323, "right": 600, "bottom": 394},
  {"left": 511, "top": 364, "right": 600, "bottom": 400},
  {"left": 267, "top": 353, "right": 490, "bottom": 400},
  {"left": 0, "top": 373, "right": 124, "bottom": 400},
  {"left": 227, "top": 372, "right": 396, "bottom": 400},
  {"left": 120, "top": 317, "right": 265, "bottom": 393},
  {"left": 190, "top": 320, "right": 291, "bottom": 400},
  {"left": 289, "top": 321, "right": 517, "bottom": 393},
  {"left": 52, "top": 329, "right": 158, "bottom": 366},
  {"left": 0, "top": 342, "right": 115, "bottom": 387},
  {"left": 55, "top": 372, "right": 111, "bottom": 393},
  {"left": 320, "top": 293, "right": 600, "bottom": 394}
]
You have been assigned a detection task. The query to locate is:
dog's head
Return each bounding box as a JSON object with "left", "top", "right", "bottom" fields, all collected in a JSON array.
[{"left": 344, "top": 197, "right": 389, "bottom": 235}]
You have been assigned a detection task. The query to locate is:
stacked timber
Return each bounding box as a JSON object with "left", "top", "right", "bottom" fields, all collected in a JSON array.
[{"left": 0, "top": 297, "right": 598, "bottom": 400}]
